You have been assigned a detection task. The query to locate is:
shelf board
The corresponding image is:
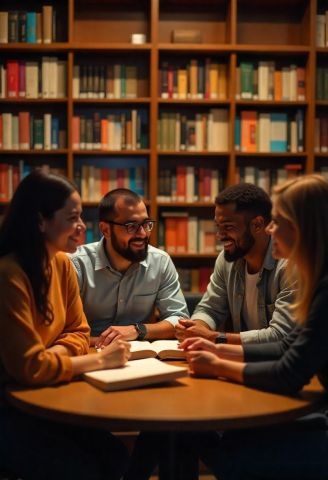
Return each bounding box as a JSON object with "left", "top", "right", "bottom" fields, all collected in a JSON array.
[
  {"left": 158, "top": 201, "right": 214, "bottom": 207},
  {"left": 234, "top": 44, "right": 310, "bottom": 54},
  {"left": 73, "top": 98, "right": 150, "bottom": 104},
  {"left": 316, "top": 101, "right": 328, "bottom": 106},
  {"left": 236, "top": 100, "right": 307, "bottom": 106},
  {"left": 0, "top": 98, "right": 68, "bottom": 104},
  {"left": 158, "top": 98, "right": 229, "bottom": 105},
  {"left": 0, "top": 149, "right": 68, "bottom": 155},
  {"left": 158, "top": 150, "right": 228, "bottom": 156},
  {"left": 315, "top": 153, "right": 328, "bottom": 157},
  {"left": 71, "top": 42, "right": 151, "bottom": 51},
  {"left": 316, "top": 47, "right": 328, "bottom": 53},
  {"left": 158, "top": 43, "right": 232, "bottom": 52},
  {"left": 73, "top": 149, "right": 150, "bottom": 155},
  {"left": 0, "top": 43, "right": 69, "bottom": 51},
  {"left": 235, "top": 152, "right": 307, "bottom": 157}
]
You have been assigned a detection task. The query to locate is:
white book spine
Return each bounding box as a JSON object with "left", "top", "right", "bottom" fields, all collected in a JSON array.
[{"left": 44, "top": 114, "right": 52, "bottom": 150}]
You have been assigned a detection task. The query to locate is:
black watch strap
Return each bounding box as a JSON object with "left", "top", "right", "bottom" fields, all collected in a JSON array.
[
  {"left": 215, "top": 333, "right": 227, "bottom": 344},
  {"left": 135, "top": 323, "right": 147, "bottom": 340}
]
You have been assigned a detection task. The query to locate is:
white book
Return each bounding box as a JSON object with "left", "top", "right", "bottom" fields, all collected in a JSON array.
[
  {"left": 42, "top": 57, "right": 51, "bottom": 98},
  {"left": 130, "top": 340, "right": 185, "bottom": 360},
  {"left": 210, "top": 169, "right": 219, "bottom": 201},
  {"left": 113, "top": 64, "right": 121, "bottom": 98},
  {"left": 0, "top": 64, "right": 6, "bottom": 97},
  {"left": 56, "top": 60, "right": 66, "bottom": 98},
  {"left": 175, "top": 113, "right": 181, "bottom": 151},
  {"left": 282, "top": 67, "right": 290, "bottom": 100},
  {"left": 257, "top": 169, "right": 270, "bottom": 194},
  {"left": 258, "top": 113, "right": 270, "bottom": 152},
  {"left": 258, "top": 61, "right": 269, "bottom": 100},
  {"left": 73, "top": 65, "right": 80, "bottom": 98},
  {"left": 42, "top": 5, "right": 53, "bottom": 44},
  {"left": 83, "top": 358, "right": 188, "bottom": 392},
  {"left": 186, "top": 166, "right": 195, "bottom": 202},
  {"left": 245, "top": 166, "right": 256, "bottom": 184},
  {"left": 44, "top": 114, "right": 52, "bottom": 150},
  {"left": 209, "top": 109, "right": 228, "bottom": 151},
  {"left": 290, "top": 120, "right": 297, "bottom": 153},
  {"left": 25, "top": 62, "right": 39, "bottom": 99},
  {"left": 289, "top": 65, "right": 297, "bottom": 101},
  {"left": 188, "top": 216, "right": 198, "bottom": 253},
  {"left": 49, "top": 57, "right": 58, "bottom": 98}
]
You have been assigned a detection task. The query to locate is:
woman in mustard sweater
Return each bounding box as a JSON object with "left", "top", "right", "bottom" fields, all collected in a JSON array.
[
  {"left": 181, "top": 174, "right": 328, "bottom": 479},
  {"left": 0, "top": 170, "right": 131, "bottom": 480}
]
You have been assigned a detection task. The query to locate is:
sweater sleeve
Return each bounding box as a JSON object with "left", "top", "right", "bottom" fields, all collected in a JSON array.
[
  {"left": 0, "top": 258, "right": 73, "bottom": 386},
  {"left": 244, "top": 279, "right": 328, "bottom": 395},
  {"left": 51, "top": 255, "right": 90, "bottom": 356}
]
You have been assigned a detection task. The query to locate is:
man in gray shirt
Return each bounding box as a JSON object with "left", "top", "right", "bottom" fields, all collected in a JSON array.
[
  {"left": 70, "top": 188, "right": 188, "bottom": 349},
  {"left": 175, "top": 183, "right": 295, "bottom": 345}
]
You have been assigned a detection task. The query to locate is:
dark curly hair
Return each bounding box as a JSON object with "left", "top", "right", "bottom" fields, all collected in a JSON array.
[
  {"left": 0, "top": 170, "right": 77, "bottom": 325},
  {"left": 215, "top": 183, "right": 272, "bottom": 225}
]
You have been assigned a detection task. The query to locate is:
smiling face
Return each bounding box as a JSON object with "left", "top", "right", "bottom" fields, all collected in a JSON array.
[
  {"left": 265, "top": 201, "right": 296, "bottom": 260},
  {"left": 40, "top": 190, "right": 85, "bottom": 257},
  {"left": 215, "top": 203, "right": 256, "bottom": 262},
  {"left": 108, "top": 198, "right": 151, "bottom": 263}
]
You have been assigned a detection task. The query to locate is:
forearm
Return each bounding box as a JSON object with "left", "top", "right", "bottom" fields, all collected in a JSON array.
[
  {"left": 217, "top": 344, "right": 245, "bottom": 362},
  {"left": 70, "top": 352, "right": 104, "bottom": 376},
  {"left": 47, "top": 345, "right": 72, "bottom": 356},
  {"left": 217, "top": 359, "right": 245, "bottom": 384},
  {"left": 145, "top": 320, "right": 175, "bottom": 340}
]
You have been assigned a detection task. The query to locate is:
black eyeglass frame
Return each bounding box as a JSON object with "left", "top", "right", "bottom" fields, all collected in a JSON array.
[{"left": 104, "top": 220, "right": 156, "bottom": 234}]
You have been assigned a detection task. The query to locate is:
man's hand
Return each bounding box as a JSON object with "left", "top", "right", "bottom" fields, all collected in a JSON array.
[
  {"left": 175, "top": 319, "right": 217, "bottom": 342},
  {"left": 95, "top": 325, "right": 138, "bottom": 350},
  {"left": 186, "top": 350, "right": 220, "bottom": 378}
]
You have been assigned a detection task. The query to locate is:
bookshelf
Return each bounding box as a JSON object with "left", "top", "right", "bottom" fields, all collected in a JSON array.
[{"left": 1, "top": 0, "right": 328, "bottom": 292}]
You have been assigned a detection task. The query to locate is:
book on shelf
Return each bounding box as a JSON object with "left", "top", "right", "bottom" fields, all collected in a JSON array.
[
  {"left": 0, "top": 7, "right": 57, "bottom": 44},
  {"left": 83, "top": 357, "right": 188, "bottom": 392},
  {"left": 130, "top": 339, "right": 185, "bottom": 360}
]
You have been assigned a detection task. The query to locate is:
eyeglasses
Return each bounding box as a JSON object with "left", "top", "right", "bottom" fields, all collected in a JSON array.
[{"left": 105, "top": 220, "right": 156, "bottom": 234}]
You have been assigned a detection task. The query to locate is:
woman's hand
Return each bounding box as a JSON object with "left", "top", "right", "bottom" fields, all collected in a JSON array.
[
  {"left": 186, "top": 350, "right": 221, "bottom": 378},
  {"left": 98, "top": 339, "right": 131, "bottom": 369},
  {"left": 179, "top": 337, "right": 219, "bottom": 355}
]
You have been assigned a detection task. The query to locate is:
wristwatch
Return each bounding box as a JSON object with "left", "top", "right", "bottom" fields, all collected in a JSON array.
[
  {"left": 215, "top": 333, "right": 227, "bottom": 344},
  {"left": 134, "top": 323, "right": 147, "bottom": 340}
]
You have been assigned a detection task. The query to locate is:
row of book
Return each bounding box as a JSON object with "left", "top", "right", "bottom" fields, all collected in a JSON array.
[
  {"left": 0, "top": 112, "right": 66, "bottom": 150},
  {"left": 316, "top": 12, "right": 328, "bottom": 47},
  {"left": 157, "top": 167, "right": 223, "bottom": 203},
  {"left": 0, "top": 162, "right": 65, "bottom": 203},
  {"left": 177, "top": 267, "right": 212, "bottom": 293},
  {"left": 315, "top": 117, "right": 328, "bottom": 152},
  {"left": 73, "top": 64, "right": 139, "bottom": 99},
  {"left": 235, "top": 110, "right": 304, "bottom": 153},
  {"left": 236, "top": 165, "right": 303, "bottom": 194},
  {"left": 159, "top": 60, "right": 227, "bottom": 100},
  {"left": 74, "top": 165, "right": 147, "bottom": 202},
  {"left": 236, "top": 62, "right": 306, "bottom": 102},
  {"left": 158, "top": 213, "right": 219, "bottom": 255},
  {"left": 0, "top": 58, "right": 67, "bottom": 99},
  {"left": 72, "top": 111, "right": 148, "bottom": 151},
  {"left": 316, "top": 67, "right": 328, "bottom": 100},
  {"left": 157, "top": 109, "right": 228, "bottom": 152},
  {"left": 0, "top": 7, "right": 56, "bottom": 44}
]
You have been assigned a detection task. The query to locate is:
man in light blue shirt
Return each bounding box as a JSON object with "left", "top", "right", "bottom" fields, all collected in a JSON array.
[{"left": 70, "top": 188, "right": 188, "bottom": 348}]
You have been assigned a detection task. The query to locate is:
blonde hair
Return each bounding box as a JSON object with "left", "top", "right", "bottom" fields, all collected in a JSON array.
[{"left": 272, "top": 174, "right": 328, "bottom": 324}]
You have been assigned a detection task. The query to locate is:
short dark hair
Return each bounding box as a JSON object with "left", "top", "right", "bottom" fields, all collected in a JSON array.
[
  {"left": 99, "top": 188, "right": 142, "bottom": 222},
  {"left": 215, "top": 183, "right": 272, "bottom": 224}
]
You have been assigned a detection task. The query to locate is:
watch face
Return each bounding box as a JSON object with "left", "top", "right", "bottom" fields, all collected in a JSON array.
[
  {"left": 216, "top": 334, "right": 227, "bottom": 344},
  {"left": 136, "top": 323, "right": 147, "bottom": 340}
]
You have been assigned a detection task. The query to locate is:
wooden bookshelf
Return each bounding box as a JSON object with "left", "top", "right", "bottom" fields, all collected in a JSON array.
[{"left": 1, "top": 0, "right": 328, "bottom": 288}]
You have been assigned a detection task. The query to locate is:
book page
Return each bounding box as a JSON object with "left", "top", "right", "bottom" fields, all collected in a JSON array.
[{"left": 150, "top": 340, "right": 185, "bottom": 359}]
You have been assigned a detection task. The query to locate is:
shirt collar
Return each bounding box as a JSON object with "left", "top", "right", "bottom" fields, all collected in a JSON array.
[
  {"left": 234, "top": 238, "right": 276, "bottom": 275},
  {"left": 95, "top": 237, "right": 149, "bottom": 271}
]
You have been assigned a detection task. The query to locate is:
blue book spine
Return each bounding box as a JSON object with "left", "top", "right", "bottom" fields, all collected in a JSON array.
[
  {"left": 26, "top": 12, "right": 36, "bottom": 43},
  {"left": 51, "top": 117, "right": 59, "bottom": 149},
  {"left": 129, "top": 167, "right": 136, "bottom": 192}
]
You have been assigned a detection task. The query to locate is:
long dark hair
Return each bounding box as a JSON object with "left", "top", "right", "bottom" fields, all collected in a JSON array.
[{"left": 0, "top": 170, "right": 77, "bottom": 325}]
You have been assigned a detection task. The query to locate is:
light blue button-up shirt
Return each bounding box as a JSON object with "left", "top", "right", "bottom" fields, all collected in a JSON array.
[{"left": 70, "top": 238, "right": 189, "bottom": 336}]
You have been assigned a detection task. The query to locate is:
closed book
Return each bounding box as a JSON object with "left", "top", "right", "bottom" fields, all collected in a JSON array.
[
  {"left": 83, "top": 357, "right": 188, "bottom": 392},
  {"left": 130, "top": 340, "right": 186, "bottom": 360},
  {"left": 8, "top": 11, "right": 18, "bottom": 43},
  {"left": 270, "top": 113, "right": 288, "bottom": 152},
  {"left": 42, "top": 5, "right": 53, "bottom": 43},
  {"left": 241, "top": 110, "right": 257, "bottom": 152},
  {"left": 18, "top": 111, "right": 30, "bottom": 149},
  {"left": 6, "top": 60, "right": 19, "bottom": 97},
  {"left": 240, "top": 62, "right": 254, "bottom": 99},
  {"left": 26, "top": 12, "right": 36, "bottom": 43},
  {"left": 0, "top": 12, "right": 8, "bottom": 43},
  {"left": 18, "top": 11, "right": 27, "bottom": 42}
]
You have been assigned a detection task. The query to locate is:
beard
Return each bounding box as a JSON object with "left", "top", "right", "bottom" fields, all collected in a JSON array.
[
  {"left": 111, "top": 229, "right": 149, "bottom": 262},
  {"left": 223, "top": 227, "right": 255, "bottom": 262}
]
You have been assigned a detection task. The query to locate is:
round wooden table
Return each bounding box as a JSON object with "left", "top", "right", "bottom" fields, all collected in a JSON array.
[{"left": 6, "top": 370, "right": 326, "bottom": 432}]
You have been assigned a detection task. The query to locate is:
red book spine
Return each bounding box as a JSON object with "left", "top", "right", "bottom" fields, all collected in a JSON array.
[{"left": 7, "top": 60, "right": 19, "bottom": 98}]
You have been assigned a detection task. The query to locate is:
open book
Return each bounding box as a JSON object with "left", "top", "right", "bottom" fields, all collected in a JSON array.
[
  {"left": 83, "top": 358, "right": 188, "bottom": 392},
  {"left": 130, "top": 340, "right": 185, "bottom": 360}
]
